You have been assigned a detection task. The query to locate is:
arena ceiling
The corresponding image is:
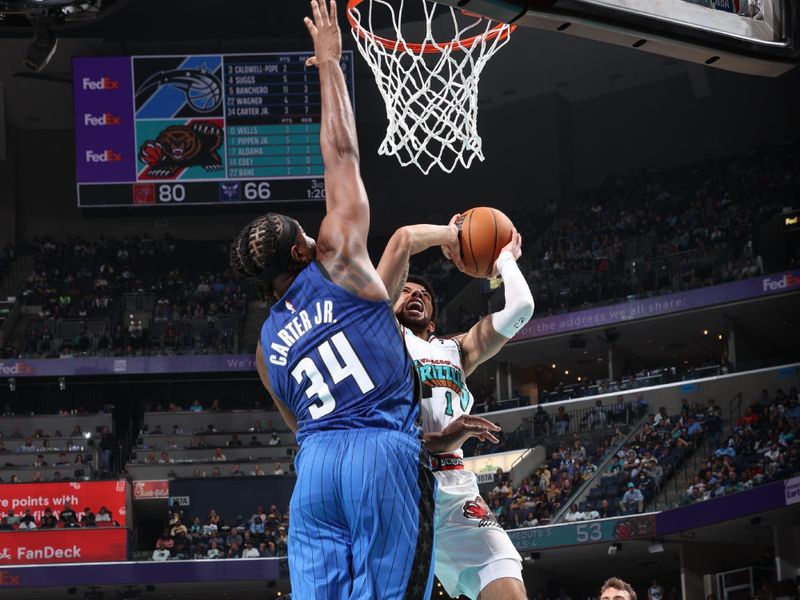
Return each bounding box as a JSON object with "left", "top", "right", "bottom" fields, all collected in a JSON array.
[{"left": 1, "top": 0, "right": 793, "bottom": 131}]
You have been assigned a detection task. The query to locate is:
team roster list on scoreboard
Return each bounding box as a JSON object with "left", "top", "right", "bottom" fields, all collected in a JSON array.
[{"left": 73, "top": 52, "right": 354, "bottom": 207}]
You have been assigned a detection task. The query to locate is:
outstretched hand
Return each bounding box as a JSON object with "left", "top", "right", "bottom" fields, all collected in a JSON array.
[
  {"left": 441, "top": 213, "right": 466, "bottom": 273},
  {"left": 304, "top": 0, "right": 342, "bottom": 68},
  {"left": 430, "top": 414, "right": 501, "bottom": 453}
]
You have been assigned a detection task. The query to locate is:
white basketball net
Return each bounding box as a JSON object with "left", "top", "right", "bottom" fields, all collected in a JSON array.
[{"left": 347, "top": 0, "right": 513, "bottom": 174}]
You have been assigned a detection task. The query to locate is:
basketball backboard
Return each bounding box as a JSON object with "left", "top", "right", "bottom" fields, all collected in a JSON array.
[{"left": 432, "top": 0, "right": 798, "bottom": 76}]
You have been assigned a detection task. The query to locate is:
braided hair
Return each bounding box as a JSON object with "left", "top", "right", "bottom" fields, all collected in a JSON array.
[{"left": 230, "top": 213, "right": 300, "bottom": 303}]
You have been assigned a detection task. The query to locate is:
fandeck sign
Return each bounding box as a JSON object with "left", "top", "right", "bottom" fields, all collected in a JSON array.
[
  {"left": 0, "top": 481, "right": 127, "bottom": 525},
  {"left": 0, "top": 528, "right": 126, "bottom": 566}
]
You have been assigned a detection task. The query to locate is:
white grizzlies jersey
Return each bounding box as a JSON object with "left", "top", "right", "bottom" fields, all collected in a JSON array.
[{"left": 402, "top": 327, "right": 473, "bottom": 455}]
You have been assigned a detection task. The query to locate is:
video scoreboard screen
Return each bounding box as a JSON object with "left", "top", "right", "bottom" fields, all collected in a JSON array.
[{"left": 72, "top": 52, "right": 355, "bottom": 208}]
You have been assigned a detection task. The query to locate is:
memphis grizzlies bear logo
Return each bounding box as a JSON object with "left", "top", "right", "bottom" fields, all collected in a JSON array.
[
  {"left": 139, "top": 122, "right": 224, "bottom": 178},
  {"left": 462, "top": 496, "right": 499, "bottom": 528}
]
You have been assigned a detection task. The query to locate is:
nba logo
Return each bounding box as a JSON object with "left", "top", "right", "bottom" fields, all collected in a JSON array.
[
  {"left": 133, "top": 184, "right": 155, "bottom": 204},
  {"left": 219, "top": 182, "right": 241, "bottom": 202}
]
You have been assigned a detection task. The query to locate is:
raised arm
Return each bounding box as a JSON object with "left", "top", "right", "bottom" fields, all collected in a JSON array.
[
  {"left": 304, "top": 1, "right": 369, "bottom": 260},
  {"left": 457, "top": 229, "right": 534, "bottom": 376},
  {"left": 376, "top": 223, "right": 461, "bottom": 304}
]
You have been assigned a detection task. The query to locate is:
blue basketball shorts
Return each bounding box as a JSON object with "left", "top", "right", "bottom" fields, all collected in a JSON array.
[{"left": 288, "top": 428, "right": 436, "bottom": 600}]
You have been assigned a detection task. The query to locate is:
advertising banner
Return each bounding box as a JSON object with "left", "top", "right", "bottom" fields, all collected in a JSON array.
[
  {"left": 0, "top": 528, "right": 127, "bottom": 566},
  {"left": 515, "top": 270, "right": 800, "bottom": 341},
  {"left": 132, "top": 480, "right": 169, "bottom": 501},
  {"left": 507, "top": 514, "right": 657, "bottom": 552},
  {"left": 0, "top": 556, "right": 285, "bottom": 588},
  {"left": 0, "top": 481, "right": 127, "bottom": 525},
  {"left": 656, "top": 479, "right": 786, "bottom": 535},
  {"left": 785, "top": 476, "right": 800, "bottom": 505}
]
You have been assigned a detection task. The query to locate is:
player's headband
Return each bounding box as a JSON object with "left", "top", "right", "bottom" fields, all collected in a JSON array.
[{"left": 255, "top": 215, "right": 298, "bottom": 286}]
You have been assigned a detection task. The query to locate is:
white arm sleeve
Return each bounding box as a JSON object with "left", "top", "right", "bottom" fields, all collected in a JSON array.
[{"left": 491, "top": 251, "right": 534, "bottom": 338}]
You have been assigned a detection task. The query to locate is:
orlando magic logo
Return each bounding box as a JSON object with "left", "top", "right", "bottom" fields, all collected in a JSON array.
[
  {"left": 137, "top": 67, "right": 222, "bottom": 113},
  {"left": 134, "top": 56, "right": 224, "bottom": 119}
]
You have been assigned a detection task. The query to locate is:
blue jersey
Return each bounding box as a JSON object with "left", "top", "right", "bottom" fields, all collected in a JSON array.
[{"left": 262, "top": 261, "right": 419, "bottom": 444}]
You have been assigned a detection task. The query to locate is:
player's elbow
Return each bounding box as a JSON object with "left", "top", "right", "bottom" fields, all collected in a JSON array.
[
  {"left": 390, "top": 227, "right": 415, "bottom": 255},
  {"left": 511, "top": 290, "right": 534, "bottom": 328},
  {"left": 520, "top": 293, "right": 535, "bottom": 325}
]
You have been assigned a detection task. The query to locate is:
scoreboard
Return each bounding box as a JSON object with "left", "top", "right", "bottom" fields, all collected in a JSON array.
[{"left": 72, "top": 52, "right": 355, "bottom": 208}]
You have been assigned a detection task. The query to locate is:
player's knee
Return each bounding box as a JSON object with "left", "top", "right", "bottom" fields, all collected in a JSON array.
[{"left": 478, "top": 576, "right": 527, "bottom": 600}]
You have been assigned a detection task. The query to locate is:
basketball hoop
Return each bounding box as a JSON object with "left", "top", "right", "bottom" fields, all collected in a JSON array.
[{"left": 347, "top": 0, "right": 514, "bottom": 174}]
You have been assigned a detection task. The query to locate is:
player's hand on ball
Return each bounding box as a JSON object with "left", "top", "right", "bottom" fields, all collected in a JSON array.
[
  {"left": 437, "top": 415, "right": 501, "bottom": 452},
  {"left": 490, "top": 227, "right": 521, "bottom": 278},
  {"left": 441, "top": 213, "right": 466, "bottom": 273},
  {"left": 304, "top": 0, "right": 342, "bottom": 68}
]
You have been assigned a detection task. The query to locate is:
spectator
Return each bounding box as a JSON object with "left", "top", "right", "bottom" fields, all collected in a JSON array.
[
  {"left": 230, "top": 464, "right": 244, "bottom": 477},
  {"left": 155, "top": 529, "right": 174, "bottom": 554},
  {"left": 59, "top": 503, "right": 77, "bottom": 526},
  {"left": 227, "top": 434, "right": 243, "bottom": 448},
  {"left": 563, "top": 504, "right": 584, "bottom": 523},
  {"left": 274, "top": 462, "right": 284, "bottom": 475},
  {"left": 0, "top": 517, "right": 12, "bottom": 531},
  {"left": 5, "top": 509, "right": 19, "bottom": 526},
  {"left": 248, "top": 436, "right": 263, "bottom": 447},
  {"left": 40, "top": 508, "right": 58, "bottom": 529},
  {"left": 601, "top": 577, "right": 637, "bottom": 600},
  {"left": 241, "top": 541, "right": 260, "bottom": 558},
  {"left": 555, "top": 406, "right": 570, "bottom": 435},
  {"left": 96, "top": 506, "right": 112, "bottom": 523},
  {"left": 81, "top": 507, "right": 96, "bottom": 527},
  {"left": 18, "top": 509, "right": 37, "bottom": 530},
  {"left": 619, "top": 482, "right": 644, "bottom": 514},
  {"left": 250, "top": 464, "right": 266, "bottom": 476},
  {"left": 212, "top": 448, "right": 226, "bottom": 462},
  {"left": 207, "top": 541, "right": 221, "bottom": 559},
  {"left": 189, "top": 399, "right": 204, "bottom": 412},
  {"left": 268, "top": 432, "right": 281, "bottom": 447},
  {"left": 648, "top": 578, "right": 664, "bottom": 600}
]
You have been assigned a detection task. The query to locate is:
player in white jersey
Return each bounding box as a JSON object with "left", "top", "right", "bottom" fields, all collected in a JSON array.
[{"left": 376, "top": 220, "right": 534, "bottom": 600}]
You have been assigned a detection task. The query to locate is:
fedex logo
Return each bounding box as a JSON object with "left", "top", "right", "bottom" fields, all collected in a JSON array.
[
  {"left": 83, "top": 113, "right": 121, "bottom": 126},
  {"left": 81, "top": 76, "right": 120, "bottom": 90},
  {"left": 762, "top": 274, "right": 800, "bottom": 292},
  {"left": 0, "top": 362, "right": 33, "bottom": 375},
  {"left": 85, "top": 149, "right": 123, "bottom": 163}
]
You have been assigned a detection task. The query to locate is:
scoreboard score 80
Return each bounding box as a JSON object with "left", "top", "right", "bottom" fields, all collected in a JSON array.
[{"left": 73, "top": 52, "right": 354, "bottom": 208}]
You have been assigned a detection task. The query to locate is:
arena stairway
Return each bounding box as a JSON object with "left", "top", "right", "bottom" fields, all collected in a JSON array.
[{"left": 551, "top": 413, "right": 650, "bottom": 523}]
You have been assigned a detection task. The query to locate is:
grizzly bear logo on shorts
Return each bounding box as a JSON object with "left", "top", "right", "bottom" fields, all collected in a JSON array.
[
  {"left": 138, "top": 121, "right": 223, "bottom": 178},
  {"left": 462, "top": 496, "right": 499, "bottom": 528}
]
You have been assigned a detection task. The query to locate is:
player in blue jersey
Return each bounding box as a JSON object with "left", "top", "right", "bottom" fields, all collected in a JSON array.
[{"left": 228, "top": 2, "right": 441, "bottom": 599}]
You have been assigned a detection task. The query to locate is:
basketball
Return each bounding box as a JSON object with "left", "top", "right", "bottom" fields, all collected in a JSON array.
[{"left": 456, "top": 207, "right": 514, "bottom": 278}]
